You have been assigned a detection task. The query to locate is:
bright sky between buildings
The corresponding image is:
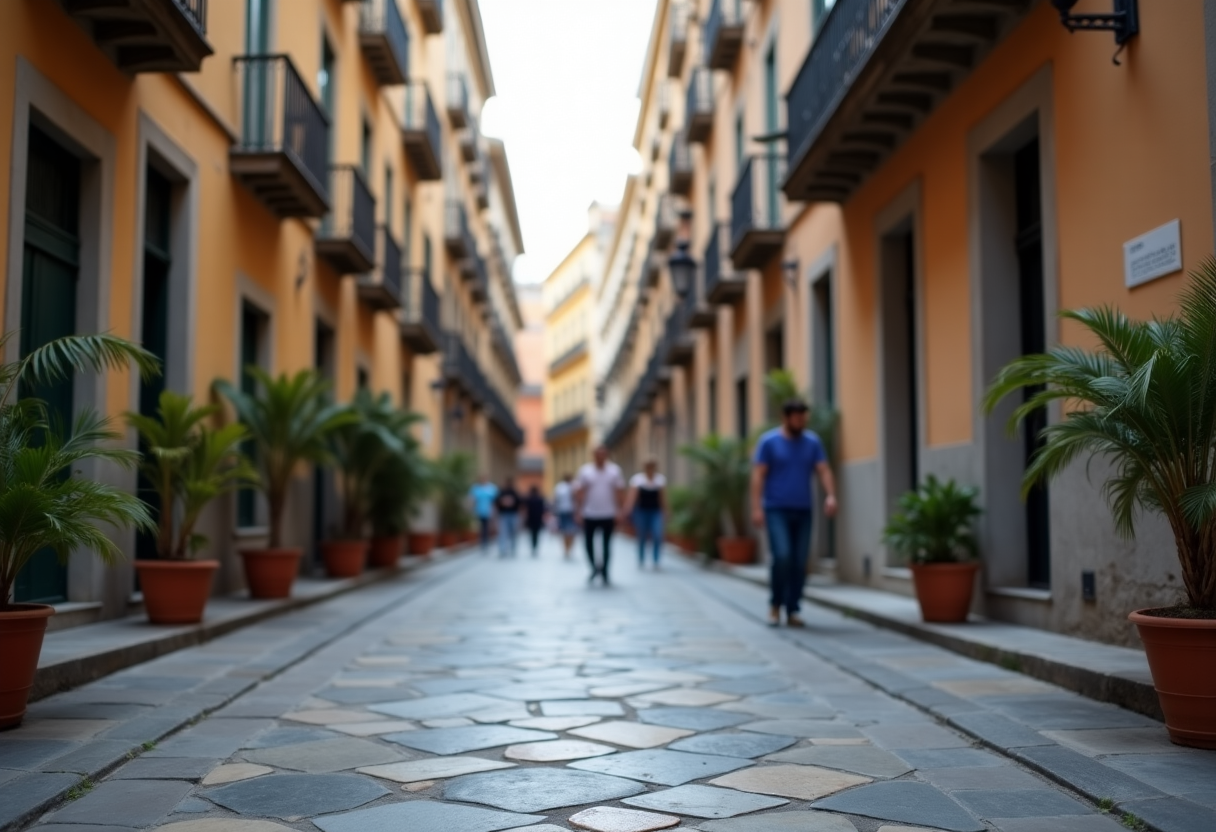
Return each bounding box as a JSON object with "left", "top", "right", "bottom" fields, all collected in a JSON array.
[{"left": 480, "top": 0, "right": 657, "bottom": 285}]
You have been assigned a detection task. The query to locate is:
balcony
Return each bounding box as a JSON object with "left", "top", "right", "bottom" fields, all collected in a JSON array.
[
  {"left": 400, "top": 268, "right": 441, "bottom": 353},
  {"left": 356, "top": 225, "right": 403, "bottom": 310},
  {"left": 460, "top": 116, "right": 480, "bottom": 163},
  {"left": 669, "top": 134, "right": 693, "bottom": 196},
  {"left": 705, "top": 222, "right": 745, "bottom": 304},
  {"left": 667, "top": 2, "right": 687, "bottom": 78},
  {"left": 231, "top": 55, "right": 329, "bottom": 218},
  {"left": 784, "top": 0, "right": 1030, "bottom": 202},
  {"left": 401, "top": 82, "right": 442, "bottom": 181},
  {"left": 654, "top": 194, "right": 677, "bottom": 249},
  {"left": 465, "top": 249, "right": 489, "bottom": 302},
  {"left": 415, "top": 0, "right": 443, "bottom": 34},
  {"left": 704, "top": 0, "right": 744, "bottom": 70},
  {"left": 359, "top": 0, "right": 409, "bottom": 86},
  {"left": 446, "top": 73, "right": 470, "bottom": 128},
  {"left": 545, "top": 413, "right": 588, "bottom": 444},
  {"left": 642, "top": 240, "right": 662, "bottom": 290},
  {"left": 442, "top": 333, "right": 482, "bottom": 403},
  {"left": 61, "top": 0, "right": 212, "bottom": 73},
  {"left": 685, "top": 68, "right": 714, "bottom": 144},
  {"left": 730, "top": 154, "right": 787, "bottom": 269},
  {"left": 473, "top": 176, "right": 489, "bottom": 211},
  {"left": 550, "top": 339, "right": 588, "bottom": 376},
  {"left": 444, "top": 200, "right": 474, "bottom": 258},
  {"left": 665, "top": 295, "right": 695, "bottom": 367},
  {"left": 658, "top": 80, "right": 671, "bottom": 130},
  {"left": 316, "top": 165, "right": 376, "bottom": 274}
]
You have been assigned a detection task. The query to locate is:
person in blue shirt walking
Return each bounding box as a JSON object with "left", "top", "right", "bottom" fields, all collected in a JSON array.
[
  {"left": 751, "top": 399, "right": 838, "bottom": 627},
  {"left": 468, "top": 474, "right": 499, "bottom": 554}
]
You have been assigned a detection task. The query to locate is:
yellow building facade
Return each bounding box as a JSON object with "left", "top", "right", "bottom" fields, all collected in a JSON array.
[
  {"left": 1, "top": 0, "right": 522, "bottom": 618},
  {"left": 600, "top": 0, "right": 1216, "bottom": 645}
]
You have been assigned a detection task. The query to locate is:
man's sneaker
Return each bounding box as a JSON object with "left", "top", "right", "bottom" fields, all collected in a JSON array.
[
  {"left": 786, "top": 614, "right": 806, "bottom": 628},
  {"left": 768, "top": 607, "right": 781, "bottom": 627}
]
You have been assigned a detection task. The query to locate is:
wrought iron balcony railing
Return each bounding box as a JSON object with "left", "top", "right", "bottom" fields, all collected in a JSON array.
[
  {"left": 231, "top": 55, "right": 329, "bottom": 218},
  {"left": 62, "top": 0, "right": 213, "bottom": 73},
  {"left": 444, "top": 200, "right": 474, "bottom": 258},
  {"left": 704, "top": 222, "right": 745, "bottom": 304},
  {"left": 447, "top": 72, "right": 470, "bottom": 128},
  {"left": 685, "top": 68, "right": 714, "bottom": 144},
  {"left": 317, "top": 165, "right": 376, "bottom": 274},
  {"left": 704, "top": 0, "right": 744, "bottom": 70},
  {"left": 654, "top": 194, "right": 677, "bottom": 250},
  {"left": 402, "top": 82, "right": 442, "bottom": 181},
  {"left": 667, "top": 2, "right": 688, "bottom": 78},
  {"left": 669, "top": 133, "right": 693, "bottom": 196},
  {"left": 359, "top": 0, "right": 410, "bottom": 87},
  {"left": 400, "top": 268, "right": 441, "bottom": 353},
  {"left": 357, "top": 225, "right": 403, "bottom": 311},
  {"left": 415, "top": 0, "right": 443, "bottom": 34},
  {"left": 730, "top": 154, "right": 787, "bottom": 269}
]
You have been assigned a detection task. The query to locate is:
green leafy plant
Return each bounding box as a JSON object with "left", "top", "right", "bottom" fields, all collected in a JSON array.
[
  {"left": 667, "top": 483, "right": 719, "bottom": 557},
  {"left": 433, "top": 450, "right": 475, "bottom": 532},
  {"left": 126, "top": 391, "right": 255, "bottom": 559},
  {"left": 0, "top": 333, "right": 159, "bottom": 608},
  {"left": 763, "top": 368, "right": 840, "bottom": 466},
  {"left": 366, "top": 410, "right": 432, "bottom": 538},
  {"left": 983, "top": 259, "right": 1216, "bottom": 613},
  {"left": 882, "top": 475, "right": 981, "bottom": 565},
  {"left": 214, "top": 369, "right": 354, "bottom": 549},
  {"left": 680, "top": 434, "right": 751, "bottom": 538},
  {"left": 327, "top": 390, "right": 412, "bottom": 539}
]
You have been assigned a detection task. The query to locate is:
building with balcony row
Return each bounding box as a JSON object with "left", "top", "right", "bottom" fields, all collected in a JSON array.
[
  {"left": 0, "top": 0, "right": 524, "bottom": 618},
  {"left": 596, "top": 0, "right": 1216, "bottom": 646}
]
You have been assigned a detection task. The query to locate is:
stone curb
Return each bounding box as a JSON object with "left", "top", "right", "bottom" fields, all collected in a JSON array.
[
  {"left": 2, "top": 551, "right": 472, "bottom": 832},
  {"left": 31, "top": 547, "right": 471, "bottom": 702}
]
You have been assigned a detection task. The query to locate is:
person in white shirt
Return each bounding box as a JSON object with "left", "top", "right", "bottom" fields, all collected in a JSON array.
[
  {"left": 552, "top": 473, "right": 577, "bottom": 558},
  {"left": 574, "top": 446, "right": 626, "bottom": 585},
  {"left": 625, "top": 457, "right": 667, "bottom": 569}
]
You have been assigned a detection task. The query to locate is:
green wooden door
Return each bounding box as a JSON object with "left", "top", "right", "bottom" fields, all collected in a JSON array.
[{"left": 16, "top": 127, "right": 81, "bottom": 603}]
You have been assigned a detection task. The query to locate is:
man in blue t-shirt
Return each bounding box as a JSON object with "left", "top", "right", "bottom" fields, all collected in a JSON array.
[
  {"left": 468, "top": 475, "right": 499, "bottom": 553},
  {"left": 751, "top": 399, "right": 838, "bottom": 627}
]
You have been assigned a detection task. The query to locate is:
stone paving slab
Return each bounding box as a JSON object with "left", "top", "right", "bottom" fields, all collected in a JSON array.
[
  {"left": 570, "top": 748, "right": 751, "bottom": 785},
  {"left": 310, "top": 799, "right": 546, "bottom": 832},
  {"left": 622, "top": 784, "right": 788, "bottom": 818},
  {"left": 568, "top": 806, "right": 681, "bottom": 831},
  {"left": 443, "top": 767, "right": 646, "bottom": 813}
]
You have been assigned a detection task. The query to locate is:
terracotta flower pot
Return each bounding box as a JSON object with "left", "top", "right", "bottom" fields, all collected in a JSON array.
[
  {"left": 909, "top": 562, "right": 980, "bottom": 623},
  {"left": 439, "top": 531, "right": 461, "bottom": 548},
  {"left": 1130, "top": 609, "right": 1216, "bottom": 749},
  {"left": 368, "top": 536, "right": 403, "bottom": 569},
  {"left": 321, "top": 540, "right": 368, "bottom": 578},
  {"left": 134, "top": 560, "right": 219, "bottom": 624},
  {"left": 717, "top": 537, "right": 756, "bottom": 564},
  {"left": 240, "top": 548, "right": 302, "bottom": 599},
  {"left": 0, "top": 604, "right": 54, "bottom": 729},
  {"left": 408, "top": 532, "right": 436, "bottom": 556},
  {"left": 462, "top": 529, "right": 478, "bottom": 544}
]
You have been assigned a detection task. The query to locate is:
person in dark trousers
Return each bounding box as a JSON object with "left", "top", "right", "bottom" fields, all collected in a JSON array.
[
  {"left": 574, "top": 446, "right": 626, "bottom": 585},
  {"left": 495, "top": 476, "right": 521, "bottom": 558},
  {"left": 625, "top": 456, "right": 666, "bottom": 568},
  {"left": 523, "top": 485, "right": 547, "bottom": 557},
  {"left": 751, "top": 399, "right": 838, "bottom": 627}
]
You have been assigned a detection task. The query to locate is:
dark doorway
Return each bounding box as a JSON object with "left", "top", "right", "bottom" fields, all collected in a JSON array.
[
  {"left": 237, "top": 302, "right": 270, "bottom": 528},
  {"left": 880, "top": 226, "right": 919, "bottom": 519},
  {"left": 736, "top": 377, "right": 748, "bottom": 439},
  {"left": 1015, "top": 138, "right": 1050, "bottom": 588},
  {"left": 313, "top": 320, "right": 335, "bottom": 562},
  {"left": 811, "top": 270, "right": 837, "bottom": 559},
  {"left": 16, "top": 127, "right": 82, "bottom": 602},
  {"left": 708, "top": 376, "right": 717, "bottom": 435}
]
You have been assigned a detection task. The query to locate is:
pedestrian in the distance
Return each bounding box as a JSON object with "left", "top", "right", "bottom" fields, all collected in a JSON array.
[
  {"left": 495, "top": 476, "right": 521, "bottom": 558},
  {"left": 523, "top": 485, "right": 547, "bottom": 557},
  {"left": 553, "top": 472, "right": 577, "bottom": 558},
  {"left": 469, "top": 474, "right": 498, "bottom": 554},
  {"left": 626, "top": 456, "right": 666, "bottom": 569},
  {"left": 751, "top": 399, "right": 838, "bottom": 627},
  {"left": 574, "top": 446, "right": 626, "bottom": 585}
]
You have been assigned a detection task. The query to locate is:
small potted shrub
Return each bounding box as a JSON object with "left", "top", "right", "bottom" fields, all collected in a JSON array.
[
  {"left": 984, "top": 260, "right": 1216, "bottom": 748},
  {"left": 883, "top": 475, "right": 982, "bottom": 623},
  {"left": 681, "top": 434, "right": 754, "bottom": 564},
  {"left": 665, "top": 486, "right": 699, "bottom": 554},
  {"left": 127, "top": 392, "right": 254, "bottom": 623},
  {"left": 367, "top": 408, "right": 430, "bottom": 567},
  {"left": 0, "top": 334, "right": 156, "bottom": 728},
  {"left": 433, "top": 451, "right": 475, "bottom": 548},
  {"left": 215, "top": 369, "right": 353, "bottom": 598}
]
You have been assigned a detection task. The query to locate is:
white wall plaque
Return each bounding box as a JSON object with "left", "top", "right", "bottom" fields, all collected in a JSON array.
[{"left": 1124, "top": 219, "right": 1182, "bottom": 289}]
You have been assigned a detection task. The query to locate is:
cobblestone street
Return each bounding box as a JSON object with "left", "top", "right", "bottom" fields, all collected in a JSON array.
[{"left": 5, "top": 539, "right": 1214, "bottom": 832}]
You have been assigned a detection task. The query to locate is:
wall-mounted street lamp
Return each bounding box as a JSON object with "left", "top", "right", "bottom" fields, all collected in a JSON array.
[
  {"left": 782, "top": 259, "right": 799, "bottom": 290},
  {"left": 668, "top": 210, "right": 696, "bottom": 298},
  {"left": 1050, "top": 0, "right": 1138, "bottom": 64}
]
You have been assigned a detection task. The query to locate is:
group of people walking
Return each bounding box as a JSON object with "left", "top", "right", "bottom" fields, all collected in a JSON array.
[
  {"left": 467, "top": 446, "right": 668, "bottom": 585},
  {"left": 465, "top": 396, "right": 838, "bottom": 627}
]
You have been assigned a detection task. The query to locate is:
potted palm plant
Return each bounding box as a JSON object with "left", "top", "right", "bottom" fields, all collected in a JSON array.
[
  {"left": 883, "top": 475, "right": 982, "bottom": 623},
  {"left": 323, "top": 390, "right": 406, "bottom": 577},
  {"left": 214, "top": 369, "right": 353, "bottom": 598},
  {"left": 434, "top": 451, "right": 475, "bottom": 548},
  {"left": 984, "top": 260, "right": 1216, "bottom": 749},
  {"left": 126, "top": 392, "right": 254, "bottom": 623},
  {"left": 367, "top": 411, "right": 431, "bottom": 564},
  {"left": 0, "top": 333, "right": 157, "bottom": 729},
  {"left": 681, "top": 434, "right": 754, "bottom": 564}
]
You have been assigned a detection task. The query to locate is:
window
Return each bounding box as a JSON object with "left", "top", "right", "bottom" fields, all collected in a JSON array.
[
  {"left": 360, "top": 121, "right": 372, "bottom": 179},
  {"left": 384, "top": 167, "right": 393, "bottom": 232},
  {"left": 238, "top": 301, "right": 270, "bottom": 527}
]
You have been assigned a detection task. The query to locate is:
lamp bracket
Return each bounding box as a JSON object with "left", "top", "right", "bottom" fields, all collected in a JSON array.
[{"left": 1054, "top": 0, "right": 1139, "bottom": 65}]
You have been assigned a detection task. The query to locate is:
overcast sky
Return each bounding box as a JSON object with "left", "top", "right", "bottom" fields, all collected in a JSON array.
[{"left": 479, "top": 0, "right": 658, "bottom": 284}]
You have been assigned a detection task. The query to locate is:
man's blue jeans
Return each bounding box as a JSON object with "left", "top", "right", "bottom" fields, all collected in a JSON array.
[
  {"left": 498, "top": 513, "right": 518, "bottom": 557},
  {"left": 765, "top": 508, "right": 813, "bottom": 613},
  {"left": 634, "top": 508, "right": 663, "bottom": 564},
  {"left": 478, "top": 517, "right": 492, "bottom": 551}
]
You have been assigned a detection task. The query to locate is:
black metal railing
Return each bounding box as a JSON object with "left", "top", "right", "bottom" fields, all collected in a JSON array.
[
  {"left": 173, "top": 0, "right": 207, "bottom": 35},
  {"left": 685, "top": 67, "right": 713, "bottom": 132},
  {"left": 654, "top": 194, "right": 677, "bottom": 249},
  {"left": 359, "top": 0, "right": 410, "bottom": 82},
  {"left": 402, "top": 81, "right": 442, "bottom": 169},
  {"left": 466, "top": 248, "right": 489, "bottom": 299},
  {"left": 731, "top": 153, "right": 787, "bottom": 250},
  {"left": 669, "top": 133, "right": 693, "bottom": 195},
  {"left": 447, "top": 72, "right": 469, "bottom": 126},
  {"left": 445, "top": 199, "right": 474, "bottom": 255},
  {"left": 380, "top": 225, "right": 403, "bottom": 300},
  {"left": 667, "top": 2, "right": 688, "bottom": 78},
  {"left": 415, "top": 0, "right": 443, "bottom": 33},
  {"left": 704, "top": 222, "right": 730, "bottom": 298},
  {"left": 786, "top": 0, "right": 905, "bottom": 173},
  {"left": 704, "top": 0, "right": 742, "bottom": 66},
  {"left": 320, "top": 165, "right": 376, "bottom": 262},
  {"left": 403, "top": 268, "right": 440, "bottom": 335},
  {"left": 234, "top": 54, "right": 330, "bottom": 203}
]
